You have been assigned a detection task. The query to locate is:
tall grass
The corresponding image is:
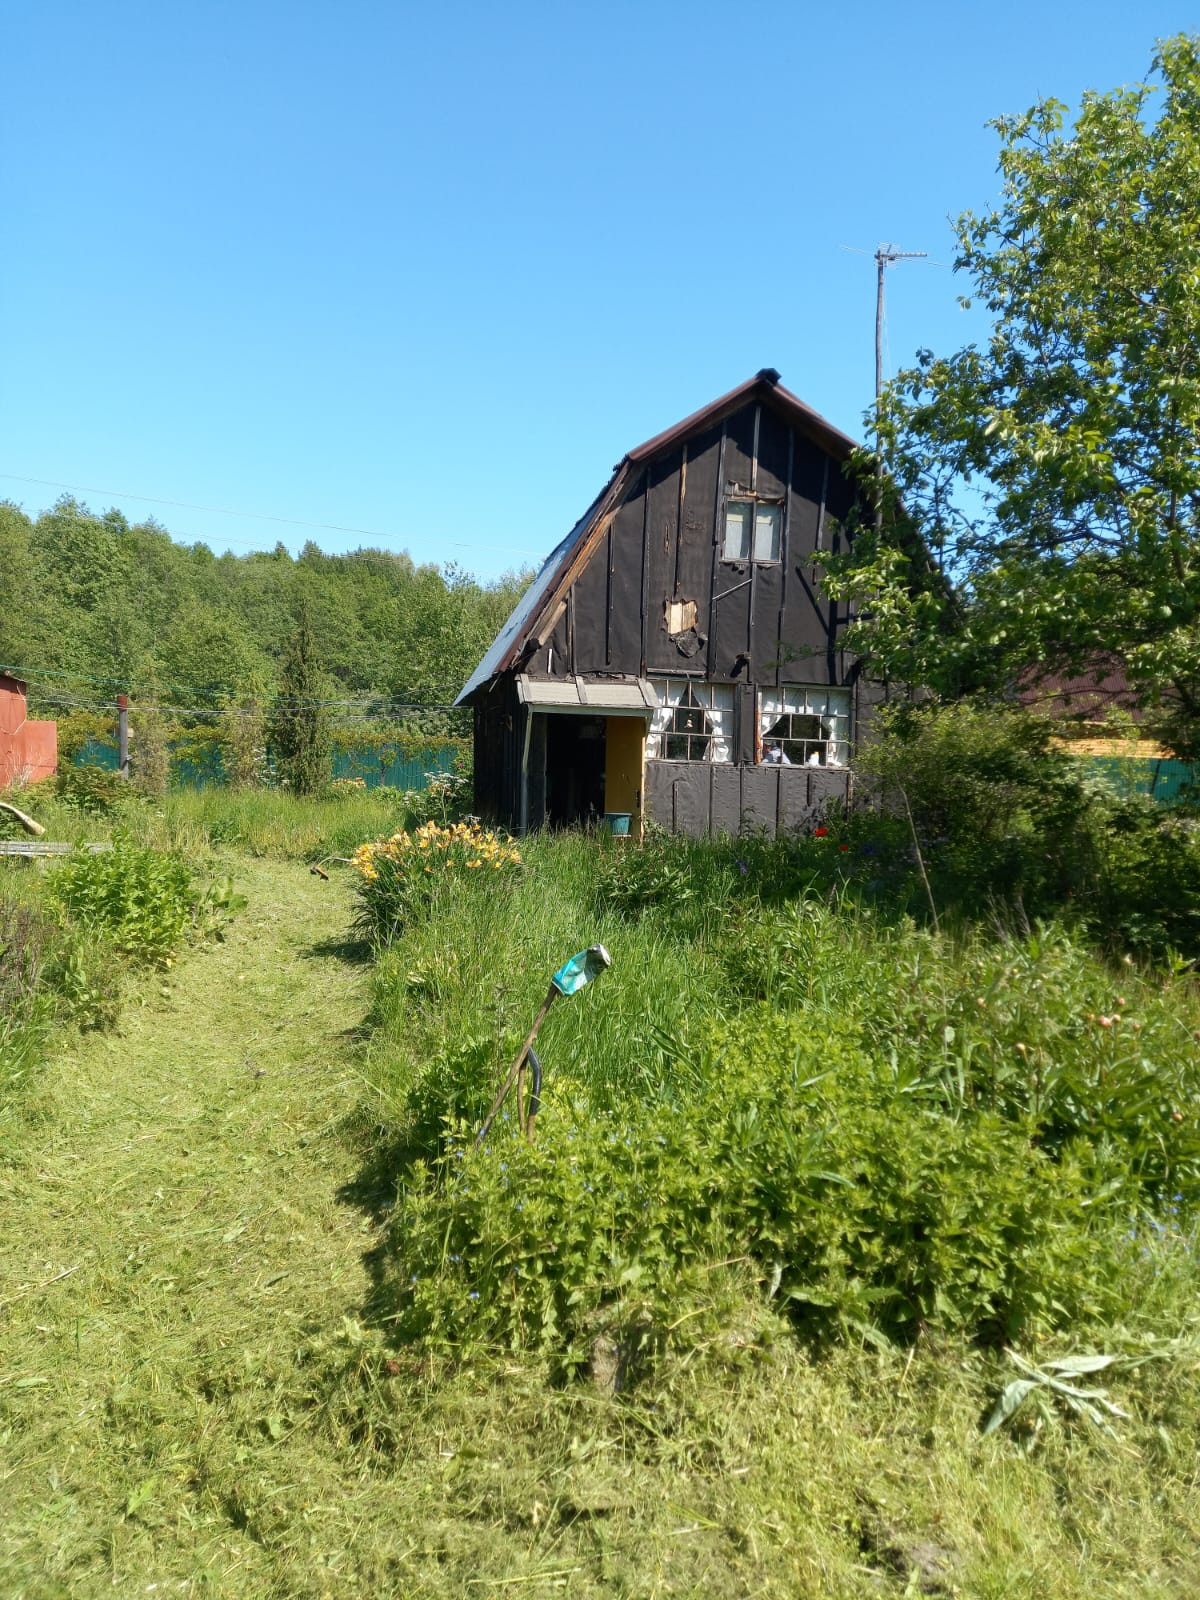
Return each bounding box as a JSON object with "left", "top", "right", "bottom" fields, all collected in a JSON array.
[
  {"left": 358, "top": 828, "right": 1200, "bottom": 1362},
  {"left": 3, "top": 781, "right": 409, "bottom": 861}
]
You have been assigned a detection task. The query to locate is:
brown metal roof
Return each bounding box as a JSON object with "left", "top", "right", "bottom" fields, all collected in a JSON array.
[{"left": 624, "top": 369, "right": 858, "bottom": 467}]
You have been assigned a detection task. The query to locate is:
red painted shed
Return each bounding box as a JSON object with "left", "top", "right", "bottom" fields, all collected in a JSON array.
[{"left": 0, "top": 673, "right": 57, "bottom": 785}]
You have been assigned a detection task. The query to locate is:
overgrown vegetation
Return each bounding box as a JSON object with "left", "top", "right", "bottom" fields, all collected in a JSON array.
[
  {"left": 4, "top": 785, "right": 1200, "bottom": 1596},
  {"left": 360, "top": 818, "right": 1200, "bottom": 1372},
  {"left": 0, "top": 814, "right": 247, "bottom": 1128}
]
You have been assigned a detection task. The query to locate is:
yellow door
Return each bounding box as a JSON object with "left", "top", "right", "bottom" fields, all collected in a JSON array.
[{"left": 604, "top": 716, "right": 645, "bottom": 819}]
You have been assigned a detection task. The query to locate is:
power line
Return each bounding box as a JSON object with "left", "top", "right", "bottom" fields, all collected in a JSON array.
[
  {"left": 2, "top": 660, "right": 467, "bottom": 700},
  {"left": 0, "top": 471, "right": 545, "bottom": 559},
  {"left": 27, "top": 689, "right": 462, "bottom": 718}
]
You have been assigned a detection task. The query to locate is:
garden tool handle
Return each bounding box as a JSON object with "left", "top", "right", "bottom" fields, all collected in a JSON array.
[{"left": 474, "top": 984, "right": 557, "bottom": 1147}]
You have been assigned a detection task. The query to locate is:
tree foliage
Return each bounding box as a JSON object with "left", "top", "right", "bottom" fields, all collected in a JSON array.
[
  {"left": 270, "top": 607, "right": 331, "bottom": 796},
  {"left": 829, "top": 36, "right": 1200, "bottom": 751},
  {"left": 0, "top": 495, "right": 531, "bottom": 736}
]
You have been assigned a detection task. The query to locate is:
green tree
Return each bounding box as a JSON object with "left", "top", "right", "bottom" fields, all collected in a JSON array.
[
  {"left": 218, "top": 693, "right": 268, "bottom": 789},
  {"left": 269, "top": 607, "right": 330, "bottom": 794},
  {"left": 829, "top": 36, "right": 1200, "bottom": 751},
  {"left": 130, "top": 673, "right": 171, "bottom": 797}
]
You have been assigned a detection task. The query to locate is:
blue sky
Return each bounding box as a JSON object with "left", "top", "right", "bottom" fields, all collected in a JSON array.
[{"left": 1, "top": 2, "right": 1192, "bottom": 581}]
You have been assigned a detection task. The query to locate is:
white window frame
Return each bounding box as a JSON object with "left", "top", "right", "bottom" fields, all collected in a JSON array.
[
  {"left": 647, "top": 679, "right": 734, "bottom": 764},
  {"left": 758, "top": 686, "right": 851, "bottom": 768},
  {"left": 722, "top": 496, "right": 783, "bottom": 563}
]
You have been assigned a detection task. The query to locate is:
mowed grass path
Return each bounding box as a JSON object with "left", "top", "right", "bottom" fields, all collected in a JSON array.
[{"left": 0, "top": 859, "right": 384, "bottom": 1596}]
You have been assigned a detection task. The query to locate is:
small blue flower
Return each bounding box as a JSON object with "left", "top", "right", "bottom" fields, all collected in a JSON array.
[{"left": 468, "top": 1291, "right": 479, "bottom": 1300}]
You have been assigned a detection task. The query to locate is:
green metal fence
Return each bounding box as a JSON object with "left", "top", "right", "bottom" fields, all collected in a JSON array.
[
  {"left": 1076, "top": 755, "right": 1197, "bottom": 804},
  {"left": 75, "top": 740, "right": 462, "bottom": 791}
]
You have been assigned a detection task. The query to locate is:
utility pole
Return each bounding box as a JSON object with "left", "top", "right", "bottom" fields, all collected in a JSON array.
[
  {"left": 874, "top": 244, "right": 926, "bottom": 523},
  {"left": 117, "top": 694, "right": 129, "bottom": 778}
]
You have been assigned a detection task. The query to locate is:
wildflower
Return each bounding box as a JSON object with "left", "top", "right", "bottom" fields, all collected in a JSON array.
[{"left": 813, "top": 826, "right": 828, "bottom": 838}]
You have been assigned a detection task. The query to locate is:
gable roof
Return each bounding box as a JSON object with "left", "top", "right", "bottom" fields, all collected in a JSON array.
[{"left": 457, "top": 370, "right": 859, "bottom": 704}]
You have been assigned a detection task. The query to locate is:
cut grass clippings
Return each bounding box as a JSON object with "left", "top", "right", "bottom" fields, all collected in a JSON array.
[{"left": 2, "top": 846, "right": 1200, "bottom": 1596}]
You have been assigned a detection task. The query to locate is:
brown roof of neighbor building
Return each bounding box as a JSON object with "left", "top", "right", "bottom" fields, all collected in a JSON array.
[{"left": 1015, "top": 659, "right": 1143, "bottom": 721}]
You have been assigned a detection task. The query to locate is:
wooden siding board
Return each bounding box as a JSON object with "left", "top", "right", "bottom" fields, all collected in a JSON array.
[
  {"left": 750, "top": 560, "right": 785, "bottom": 681},
  {"left": 644, "top": 760, "right": 676, "bottom": 830},
  {"left": 711, "top": 765, "right": 741, "bottom": 835},
  {"left": 705, "top": 424, "right": 728, "bottom": 679},
  {"left": 778, "top": 768, "right": 813, "bottom": 833},
  {"left": 609, "top": 480, "right": 645, "bottom": 673},
  {"left": 787, "top": 436, "right": 827, "bottom": 562},
  {"left": 722, "top": 402, "right": 756, "bottom": 493},
  {"left": 572, "top": 533, "right": 610, "bottom": 672},
  {"left": 645, "top": 450, "right": 684, "bottom": 671},
  {"left": 712, "top": 566, "right": 752, "bottom": 678},
  {"left": 808, "top": 767, "right": 851, "bottom": 818},
  {"left": 676, "top": 422, "right": 720, "bottom": 603},
  {"left": 780, "top": 443, "right": 840, "bottom": 683},
  {"left": 740, "top": 766, "right": 778, "bottom": 836},
  {"left": 672, "top": 768, "right": 712, "bottom": 838},
  {"left": 756, "top": 405, "right": 791, "bottom": 501}
]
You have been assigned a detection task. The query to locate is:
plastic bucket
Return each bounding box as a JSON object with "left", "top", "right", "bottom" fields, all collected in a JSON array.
[{"left": 605, "top": 812, "right": 632, "bottom": 837}]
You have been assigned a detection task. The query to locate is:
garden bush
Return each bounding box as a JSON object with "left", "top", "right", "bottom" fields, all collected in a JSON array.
[
  {"left": 53, "top": 764, "right": 135, "bottom": 818},
  {"left": 48, "top": 837, "right": 240, "bottom": 966},
  {"left": 360, "top": 824, "right": 1200, "bottom": 1375},
  {"left": 848, "top": 702, "right": 1200, "bottom": 956},
  {"left": 379, "top": 1011, "right": 1139, "bottom": 1366}
]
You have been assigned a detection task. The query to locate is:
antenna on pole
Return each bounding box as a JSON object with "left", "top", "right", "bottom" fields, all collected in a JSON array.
[{"left": 873, "top": 244, "right": 927, "bottom": 524}]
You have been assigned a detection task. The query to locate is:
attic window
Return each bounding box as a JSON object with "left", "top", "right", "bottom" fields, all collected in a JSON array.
[
  {"left": 759, "top": 686, "right": 850, "bottom": 766},
  {"left": 723, "top": 499, "right": 782, "bottom": 562}
]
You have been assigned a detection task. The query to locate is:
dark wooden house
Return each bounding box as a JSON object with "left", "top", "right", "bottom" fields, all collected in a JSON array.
[{"left": 457, "top": 370, "right": 884, "bottom": 837}]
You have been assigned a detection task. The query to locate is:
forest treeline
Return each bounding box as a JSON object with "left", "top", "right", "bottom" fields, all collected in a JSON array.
[{"left": 0, "top": 496, "right": 530, "bottom": 722}]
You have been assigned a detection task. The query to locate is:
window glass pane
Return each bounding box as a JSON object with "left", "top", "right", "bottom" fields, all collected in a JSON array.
[
  {"left": 759, "top": 686, "right": 851, "bottom": 767},
  {"left": 753, "top": 503, "right": 781, "bottom": 561},
  {"left": 647, "top": 679, "right": 733, "bottom": 763},
  {"left": 723, "top": 501, "right": 751, "bottom": 561},
  {"left": 708, "top": 684, "right": 733, "bottom": 763}
]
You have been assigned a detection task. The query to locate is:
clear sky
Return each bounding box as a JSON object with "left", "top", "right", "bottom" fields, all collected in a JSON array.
[{"left": 1, "top": 2, "right": 1193, "bottom": 581}]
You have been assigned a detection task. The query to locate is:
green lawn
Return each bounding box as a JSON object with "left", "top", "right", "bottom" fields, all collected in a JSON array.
[{"left": 2, "top": 840, "right": 1200, "bottom": 1596}]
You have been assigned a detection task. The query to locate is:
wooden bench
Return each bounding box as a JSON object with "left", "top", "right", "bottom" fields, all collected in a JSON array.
[{"left": 0, "top": 840, "right": 112, "bottom": 861}]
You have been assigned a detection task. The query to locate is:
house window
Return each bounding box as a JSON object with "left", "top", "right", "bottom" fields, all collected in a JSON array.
[
  {"left": 648, "top": 679, "right": 734, "bottom": 762},
  {"left": 723, "top": 498, "right": 782, "bottom": 562},
  {"left": 759, "top": 686, "right": 850, "bottom": 767}
]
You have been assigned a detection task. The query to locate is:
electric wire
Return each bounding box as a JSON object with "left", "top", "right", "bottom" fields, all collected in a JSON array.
[{"left": 0, "top": 471, "right": 545, "bottom": 559}]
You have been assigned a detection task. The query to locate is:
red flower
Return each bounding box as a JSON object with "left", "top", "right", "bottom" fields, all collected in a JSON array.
[
  {"left": 839, "top": 845, "right": 849, "bottom": 852},
  {"left": 813, "top": 827, "right": 828, "bottom": 838}
]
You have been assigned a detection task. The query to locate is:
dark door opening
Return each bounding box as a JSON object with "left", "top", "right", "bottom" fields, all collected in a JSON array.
[{"left": 544, "top": 714, "right": 605, "bottom": 826}]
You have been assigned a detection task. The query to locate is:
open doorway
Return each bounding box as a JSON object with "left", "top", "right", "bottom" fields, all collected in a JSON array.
[{"left": 544, "top": 714, "right": 606, "bottom": 825}]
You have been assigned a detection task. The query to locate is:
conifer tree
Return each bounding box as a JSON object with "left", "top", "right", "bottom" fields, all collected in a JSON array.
[{"left": 270, "top": 608, "right": 330, "bottom": 795}]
